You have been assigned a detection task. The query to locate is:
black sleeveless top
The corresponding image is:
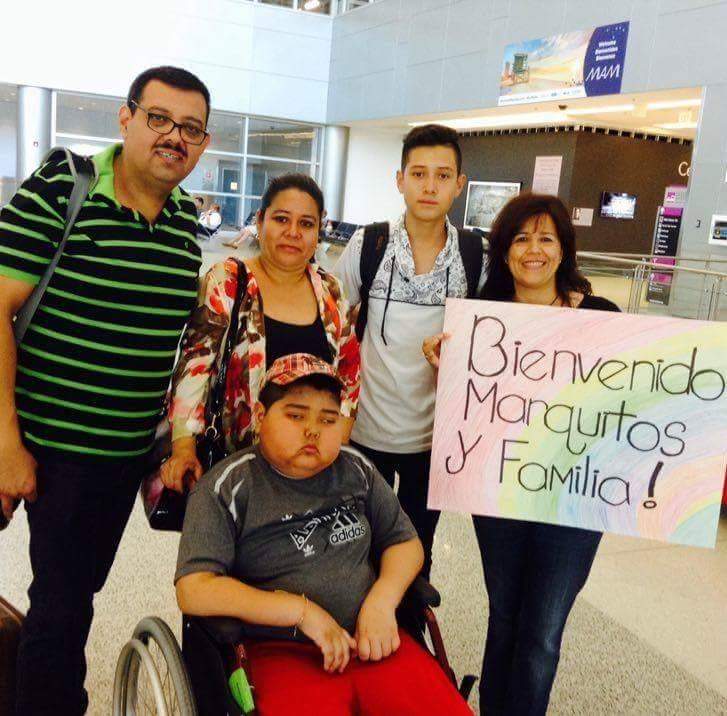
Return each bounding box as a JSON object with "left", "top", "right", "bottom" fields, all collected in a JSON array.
[
  {"left": 577, "top": 294, "right": 620, "bottom": 312},
  {"left": 264, "top": 313, "right": 332, "bottom": 369}
]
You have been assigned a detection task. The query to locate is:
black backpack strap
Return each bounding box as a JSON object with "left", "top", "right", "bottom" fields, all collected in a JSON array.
[
  {"left": 355, "top": 221, "right": 389, "bottom": 342},
  {"left": 14, "top": 148, "right": 96, "bottom": 344},
  {"left": 205, "top": 260, "right": 248, "bottom": 432},
  {"left": 457, "top": 228, "right": 485, "bottom": 298}
]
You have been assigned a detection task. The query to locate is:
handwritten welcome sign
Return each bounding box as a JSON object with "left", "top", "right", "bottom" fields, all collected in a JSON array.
[{"left": 429, "top": 299, "right": 727, "bottom": 548}]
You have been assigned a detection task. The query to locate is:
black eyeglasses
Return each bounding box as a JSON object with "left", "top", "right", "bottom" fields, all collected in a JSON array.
[{"left": 130, "top": 100, "right": 209, "bottom": 146}]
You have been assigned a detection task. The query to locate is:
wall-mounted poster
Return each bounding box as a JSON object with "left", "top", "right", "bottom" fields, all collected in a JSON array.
[
  {"left": 572, "top": 207, "right": 594, "bottom": 227},
  {"left": 532, "top": 155, "right": 563, "bottom": 195},
  {"left": 464, "top": 181, "right": 522, "bottom": 233},
  {"left": 499, "top": 22, "right": 630, "bottom": 106}
]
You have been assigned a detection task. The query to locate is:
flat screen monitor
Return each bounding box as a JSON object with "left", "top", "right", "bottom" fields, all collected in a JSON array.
[
  {"left": 600, "top": 192, "right": 637, "bottom": 220},
  {"left": 464, "top": 181, "right": 522, "bottom": 233}
]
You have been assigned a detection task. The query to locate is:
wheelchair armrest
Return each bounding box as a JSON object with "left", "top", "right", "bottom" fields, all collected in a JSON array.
[
  {"left": 185, "top": 615, "right": 248, "bottom": 646},
  {"left": 402, "top": 575, "right": 441, "bottom": 611}
]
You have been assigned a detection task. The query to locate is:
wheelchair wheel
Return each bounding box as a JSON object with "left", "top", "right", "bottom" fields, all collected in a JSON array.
[{"left": 113, "top": 616, "right": 197, "bottom": 716}]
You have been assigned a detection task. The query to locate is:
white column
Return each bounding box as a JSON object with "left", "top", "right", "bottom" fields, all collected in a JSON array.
[
  {"left": 321, "top": 125, "right": 349, "bottom": 222},
  {"left": 17, "top": 86, "right": 52, "bottom": 181}
]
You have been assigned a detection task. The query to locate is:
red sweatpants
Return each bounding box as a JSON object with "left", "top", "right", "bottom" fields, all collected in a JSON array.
[{"left": 245, "top": 630, "right": 472, "bottom": 715}]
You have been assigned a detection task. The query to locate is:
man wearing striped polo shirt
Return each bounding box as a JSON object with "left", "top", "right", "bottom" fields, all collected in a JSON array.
[{"left": 0, "top": 66, "right": 210, "bottom": 715}]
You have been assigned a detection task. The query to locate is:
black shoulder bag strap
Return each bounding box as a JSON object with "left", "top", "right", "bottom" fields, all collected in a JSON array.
[
  {"left": 355, "top": 221, "right": 389, "bottom": 342},
  {"left": 457, "top": 228, "right": 485, "bottom": 298},
  {"left": 197, "top": 260, "right": 249, "bottom": 470},
  {"left": 14, "top": 148, "right": 96, "bottom": 344}
]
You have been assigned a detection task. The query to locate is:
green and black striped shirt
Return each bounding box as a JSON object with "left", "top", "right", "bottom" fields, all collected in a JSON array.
[{"left": 0, "top": 144, "right": 202, "bottom": 462}]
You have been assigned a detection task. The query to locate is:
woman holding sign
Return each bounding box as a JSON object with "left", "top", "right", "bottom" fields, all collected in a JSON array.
[{"left": 423, "top": 193, "right": 618, "bottom": 716}]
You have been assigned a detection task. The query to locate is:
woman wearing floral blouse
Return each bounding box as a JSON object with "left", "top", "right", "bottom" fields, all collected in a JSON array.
[{"left": 161, "top": 174, "right": 360, "bottom": 492}]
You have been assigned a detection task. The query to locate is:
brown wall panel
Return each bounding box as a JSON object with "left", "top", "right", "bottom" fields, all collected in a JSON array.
[
  {"left": 569, "top": 132, "right": 690, "bottom": 254},
  {"left": 452, "top": 130, "right": 692, "bottom": 256}
]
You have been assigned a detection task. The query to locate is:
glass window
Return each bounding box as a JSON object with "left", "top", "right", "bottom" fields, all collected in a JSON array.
[
  {"left": 56, "top": 93, "right": 122, "bottom": 140},
  {"left": 183, "top": 154, "right": 244, "bottom": 195},
  {"left": 243, "top": 197, "right": 262, "bottom": 226},
  {"left": 341, "top": 0, "right": 373, "bottom": 10},
  {"left": 246, "top": 157, "right": 312, "bottom": 196},
  {"left": 301, "top": 0, "right": 332, "bottom": 12},
  {"left": 0, "top": 84, "right": 18, "bottom": 207},
  {"left": 56, "top": 136, "right": 116, "bottom": 157},
  {"left": 50, "top": 90, "right": 322, "bottom": 223},
  {"left": 247, "top": 119, "right": 314, "bottom": 161},
  {"left": 201, "top": 193, "right": 241, "bottom": 228},
  {"left": 207, "top": 111, "right": 245, "bottom": 154}
]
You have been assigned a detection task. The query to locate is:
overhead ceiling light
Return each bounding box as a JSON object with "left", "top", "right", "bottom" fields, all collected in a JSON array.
[
  {"left": 304, "top": 0, "right": 321, "bottom": 8},
  {"left": 409, "top": 111, "right": 566, "bottom": 130},
  {"left": 654, "top": 121, "right": 698, "bottom": 130},
  {"left": 646, "top": 98, "right": 701, "bottom": 111},
  {"left": 565, "top": 103, "right": 635, "bottom": 115}
]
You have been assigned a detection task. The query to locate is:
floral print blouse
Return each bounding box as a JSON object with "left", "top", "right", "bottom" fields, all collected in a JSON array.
[{"left": 169, "top": 257, "right": 360, "bottom": 451}]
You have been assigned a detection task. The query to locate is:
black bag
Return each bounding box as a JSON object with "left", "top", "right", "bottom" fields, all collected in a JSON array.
[
  {"left": 142, "top": 260, "right": 248, "bottom": 531},
  {"left": 354, "top": 221, "right": 484, "bottom": 342}
]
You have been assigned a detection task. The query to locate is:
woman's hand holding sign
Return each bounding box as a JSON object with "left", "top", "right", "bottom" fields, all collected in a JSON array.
[{"left": 422, "top": 332, "right": 450, "bottom": 370}]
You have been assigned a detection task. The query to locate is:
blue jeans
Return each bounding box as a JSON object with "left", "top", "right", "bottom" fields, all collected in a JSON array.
[{"left": 473, "top": 516, "right": 602, "bottom": 716}]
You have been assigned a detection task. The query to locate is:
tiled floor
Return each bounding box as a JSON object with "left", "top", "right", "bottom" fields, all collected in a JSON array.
[
  {"left": 4, "top": 504, "right": 726, "bottom": 714},
  {"left": 580, "top": 521, "right": 727, "bottom": 699}
]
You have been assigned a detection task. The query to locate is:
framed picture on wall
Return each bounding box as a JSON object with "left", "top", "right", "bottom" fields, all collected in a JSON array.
[{"left": 464, "top": 181, "right": 522, "bottom": 233}]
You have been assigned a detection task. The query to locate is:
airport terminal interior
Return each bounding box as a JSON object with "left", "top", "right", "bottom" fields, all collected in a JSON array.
[{"left": 1, "top": 0, "right": 727, "bottom": 714}]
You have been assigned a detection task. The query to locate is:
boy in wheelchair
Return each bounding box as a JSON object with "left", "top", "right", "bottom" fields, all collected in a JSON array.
[{"left": 175, "top": 353, "right": 471, "bottom": 715}]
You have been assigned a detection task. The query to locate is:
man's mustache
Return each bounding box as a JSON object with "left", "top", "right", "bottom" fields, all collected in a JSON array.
[{"left": 155, "top": 142, "right": 187, "bottom": 158}]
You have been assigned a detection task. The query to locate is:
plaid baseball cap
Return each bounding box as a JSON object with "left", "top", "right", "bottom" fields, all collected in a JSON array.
[{"left": 261, "top": 353, "right": 342, "bottom": 389}]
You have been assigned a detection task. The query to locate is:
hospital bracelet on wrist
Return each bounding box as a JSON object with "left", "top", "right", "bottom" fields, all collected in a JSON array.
[{"left": 293, "top": 593, "right": 308, "bottom": 637}]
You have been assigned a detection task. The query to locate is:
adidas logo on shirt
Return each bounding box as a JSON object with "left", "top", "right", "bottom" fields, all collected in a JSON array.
[{"left": 329, "top": 510, "right": 366, "bottom": 545}]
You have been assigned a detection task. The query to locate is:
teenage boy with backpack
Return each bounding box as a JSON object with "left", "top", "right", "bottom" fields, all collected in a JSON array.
[{"left": 333, "top": 124, "right": 485, "bottom": 578}]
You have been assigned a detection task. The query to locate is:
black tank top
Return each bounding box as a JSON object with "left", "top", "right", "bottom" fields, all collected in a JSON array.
[{"left": 264, "top": 313, "right": 332, "bottom": 369}]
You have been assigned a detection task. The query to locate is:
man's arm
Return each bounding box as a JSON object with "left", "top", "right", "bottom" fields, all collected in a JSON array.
[
  {"left": 0, "top": 276, "right": 39, "bottom": 518},
  {"left": 0, "top": 156, "right": 71, "bottom": 518},
  {"left": 332, "top": 228, "right": 364, "bottom": 308}
]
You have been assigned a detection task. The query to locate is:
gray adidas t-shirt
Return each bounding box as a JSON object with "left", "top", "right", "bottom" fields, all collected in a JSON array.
[{"left": 175, "top": 445, "right": 417, "bottom": 636}]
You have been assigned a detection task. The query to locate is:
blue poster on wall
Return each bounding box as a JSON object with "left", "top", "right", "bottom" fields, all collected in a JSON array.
[{"left": 499, "top": 22, "right": 630, "bottom": 106}]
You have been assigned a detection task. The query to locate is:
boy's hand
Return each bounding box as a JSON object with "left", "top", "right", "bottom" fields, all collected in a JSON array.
[
  {"left": 354, "top": 589, "right": 400, "bottom": 662},
  {"left": 299, "top": 599, "right": 357, "bottom": 673}
]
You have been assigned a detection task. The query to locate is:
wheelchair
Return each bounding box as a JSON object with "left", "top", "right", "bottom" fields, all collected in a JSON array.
[{"left": 112, "top": 576, "right": 476, "bottom": 715}]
